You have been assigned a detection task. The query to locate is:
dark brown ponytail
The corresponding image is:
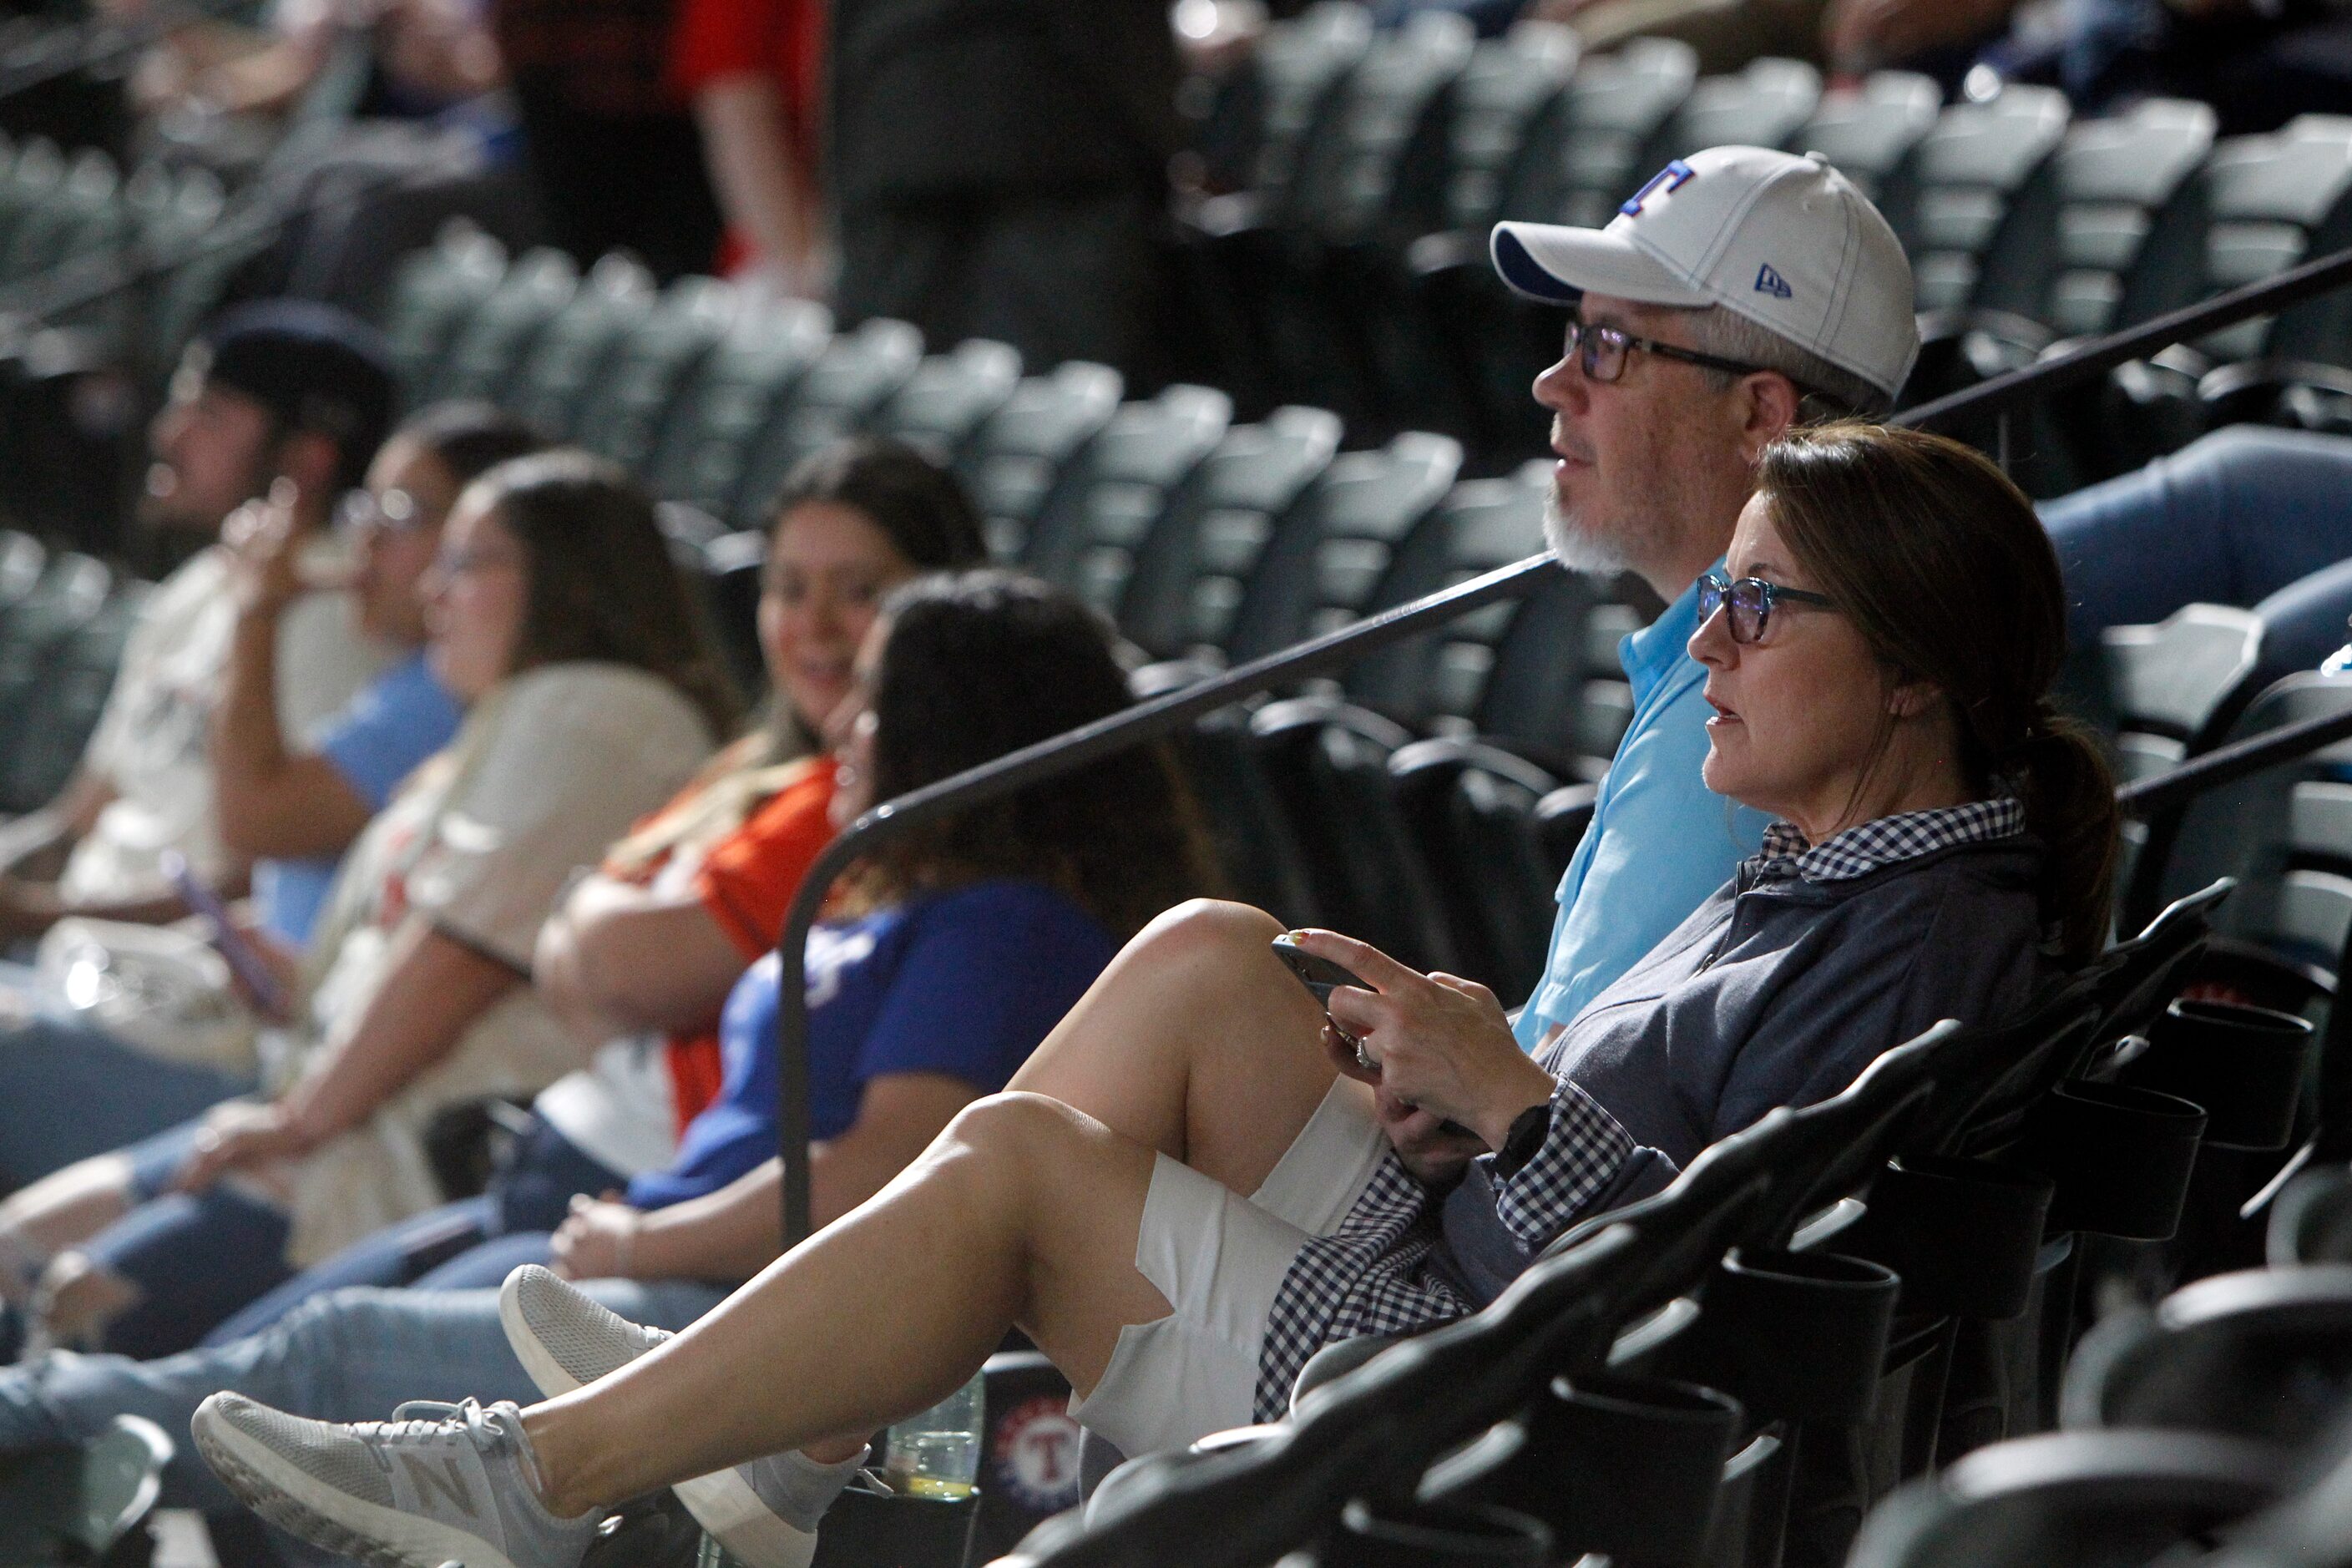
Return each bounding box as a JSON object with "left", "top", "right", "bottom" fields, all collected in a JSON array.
[{"left": 1758, "top": 423, "right": 2119, "bottom": 964}]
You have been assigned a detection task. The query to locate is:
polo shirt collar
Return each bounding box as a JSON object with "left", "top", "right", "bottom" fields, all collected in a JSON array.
[{"left": 1617, "top": 561, "right": 1717, "bottom": 704}]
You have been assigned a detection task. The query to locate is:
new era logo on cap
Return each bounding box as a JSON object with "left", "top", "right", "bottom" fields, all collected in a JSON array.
[{"left": 1489, "top": 145, "right": 1920, "bottom": 403}]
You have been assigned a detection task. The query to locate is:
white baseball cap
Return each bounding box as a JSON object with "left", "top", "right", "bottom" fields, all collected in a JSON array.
[{"left": 1490, "top": 145, "right": 1919, "bottom": 404}]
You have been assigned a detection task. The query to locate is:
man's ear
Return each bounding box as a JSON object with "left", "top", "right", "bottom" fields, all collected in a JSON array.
[
  {"left": 272, "top": 430, "right": 343, "bottom": 511},
  {"left": 1737, "top": 372, "right": 1803, "bottom": 458}
]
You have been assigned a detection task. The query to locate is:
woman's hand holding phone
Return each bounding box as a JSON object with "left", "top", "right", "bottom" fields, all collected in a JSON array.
[{"left": 1280, "top": 928, "right": 1557, "bottom": 1156}]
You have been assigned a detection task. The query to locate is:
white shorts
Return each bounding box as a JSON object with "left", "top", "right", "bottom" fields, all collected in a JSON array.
[{"left": 1065, "top": 1080, "right": 1388, "bottom": 1459}]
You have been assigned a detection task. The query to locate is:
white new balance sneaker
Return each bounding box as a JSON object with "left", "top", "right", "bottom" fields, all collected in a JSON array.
[
  {"left": 190, "top": 1392, "right": 600, "bottom": 1568},
  {"left": 498, "top": 1265, "right": 865, "bottom": 1568}
]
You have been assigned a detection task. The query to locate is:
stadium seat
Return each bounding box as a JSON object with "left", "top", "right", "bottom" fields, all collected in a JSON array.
[
  {"left": 503, "top": 251, "right": 658, "bottom": 440},
  {"left": 1222, "top": 1, "right": 1377, "bottom": 222},
  {"left": 1793, "top": 71, "right": 1941, "bottom": 208},
  {"left": 1019, "top": 383, "right": 1233, "bottom": 614},
  {"left": 1119, "top": 405, "right": 1345, "bottom": 660},
  {"left": 2102, "top": 604, "right": 2265, "bottom": 784},
  {"left": 0, "top": 575, "right": 140, "bottom": 812},
  {"left": 1544, "top": 38, "right": 1702, "bottom": 232},
  {"left": 1386, "top": 736, "right": 1577, "bottom": 997},
  {"left": 1379, "top": 23, "right": 1578, "bottom": 446},
  {"left": 1410, "top": 38, "right": 1699, "bottom": 458},
  {"left": 417, "top": 245, "right": 579, "bottom": 408},
  {"left": 1434, "top": 23, "right": 1579, "bottom": 247},
  {"left": 1644, "top": 55, "right": 1821, "bottom": 169},
  {"left": 952, "top": 360, "right": 1124, "bottom": 560},
  {"left": 640, "top": 296, "right": 832, "bottom": 519},
  {"left": 868, "top": 337, "right": 1023, "bottom": 468},
  {"left": 1227, "top": 8, "right": 1474, "bottom": 428},
  {"left": 568, "top": 274, "right": 739, "bottom": 477},
  {"left": 1844, "top": 1429, "right": 2283, "bottom": 1568},
  {"left": 2036, "top": 99, "right": 2217, "bottom": 340},
  {"left": 728, "top": 316, "right": 923, "bottom": 527},
  {"left": 1218, "top": 428, "right": 1460, "bottom": 661},
  {"left": 1896, "top": 85, "right": 2071, "bottom": 316},
  {"left": 1341, "top": 458, "right": 1551, "bottom": 734},
  {"left": 1244, "top": 695, "right": 1459, "bottom": 968},
  {"left": 0, "top": 1414, "right": 172, "bottom": 1566},
  {"left": 2064, "top": 1267, "right": 2352, "bottom": 1449},
  {"left": 0, "top": 143, "right": 115, "bottom": 288},
  {"left": 694, "top": 529, "right": 768, "bottom": 705},
  {"left": 0, "top": 549, "right": 111, "bottom": 805},
  {"left": 2198, "top": 115, "right": 2352, "bottom": 367},
  {"left": 376, "top": 223, "right": 509, "bottom": 401},
  {"left": 2141, "top": 671, "right": 2352, "bottom": 974}
]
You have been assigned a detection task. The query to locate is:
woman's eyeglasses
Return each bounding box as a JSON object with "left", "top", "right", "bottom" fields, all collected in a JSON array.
[
  {"left": 336, "top": 488, "right": 432, "bottom": 535},
  {"left": 1561, "top": 316, "right": 1772, "bottom": 385},
  {"left": 1697, "top": 570, "right": 1834, "bottom": 645}
]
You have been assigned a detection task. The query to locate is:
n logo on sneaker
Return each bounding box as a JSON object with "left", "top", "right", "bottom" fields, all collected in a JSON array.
[
  {"left": 401, "top": 1453, "right": 482, "bottom": 1518},
  {"left": 1755, "top": 264, "right": 1793, "bottom": 300}
]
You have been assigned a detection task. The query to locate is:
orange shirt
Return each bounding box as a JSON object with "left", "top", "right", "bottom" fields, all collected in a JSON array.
[{"left": 664, "top": 755, "right": 838, "bottom": 1128}]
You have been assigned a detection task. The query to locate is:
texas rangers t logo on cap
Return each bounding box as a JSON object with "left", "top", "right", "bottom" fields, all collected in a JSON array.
[
  {"left": 1755, "top": 264, "right": 1793, "bottom": 300},
  {"left": 1621, "top": 159, "right": 1695, "bottom": 217}
]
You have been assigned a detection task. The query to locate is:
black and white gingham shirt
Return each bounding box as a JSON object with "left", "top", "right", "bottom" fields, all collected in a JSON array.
[{"left": 1250, "top": 797, "right": 2029, "bottom": 1420}]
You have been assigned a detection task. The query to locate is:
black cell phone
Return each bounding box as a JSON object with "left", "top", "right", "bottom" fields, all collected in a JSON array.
[{"left": 1270, "top": 934, "right": 1367, "bottom": 1007}]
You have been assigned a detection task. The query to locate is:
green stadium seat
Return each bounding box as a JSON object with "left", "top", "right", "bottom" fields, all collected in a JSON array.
[
  {"left": 504, "top": 252, "right": 659, "bottom": 440},
  {"left": 0, "top": 576, "right": 142, "bottom": 812},
  {"left": 953, "top": 360, "right": 1123, "bottom": 560},
  {"left": 1897, "top": 85, "right": 2070, "bottom": 316},
  {"left": 641, "top": 296, "right": 831, "bottom": 519},
  {"left": 869, "top": 337, "right": 1023, "bottom": 465},
  {"left": 420, "top": 245, "right": 579, "bottom": 408},
  {"left": 0, "top": 1414, "right": 173, "bottom": 1565},
  {"left": 1218, "top": 429, "right": 1460, "bottom": 663},
  {"left": 1644, "top": 55, "right": 1821, "bottom": 168},
  {"left": 1794, "top": 72, "right": 1940, "bottom": 209},
  {"left": 377, "top": 223, "right": 510, "bottom": 401},
  {"left": 2198, "top": 114, "right": 2352, "bottom": 366},
  {"left": 729, "top": 315, "right": 923, "bottom": 525},
  {"left": 1019, "top": 383, "right": 1232, "bottom": 612},
  {"left": 1120, "top": 404, "right": 1342, "bottom": 660},
  {"left": 570, "top": 275, "right": 738, "bottom": 478}
]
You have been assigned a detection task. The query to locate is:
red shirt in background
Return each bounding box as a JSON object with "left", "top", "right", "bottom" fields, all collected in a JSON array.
[{"left": 668, "top": 0, "right": 827, "bottom": 276}]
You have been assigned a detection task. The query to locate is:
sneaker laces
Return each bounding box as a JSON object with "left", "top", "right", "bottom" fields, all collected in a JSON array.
[{"left": 361, "top": 1398, "right": 513, "bottom": 1454}]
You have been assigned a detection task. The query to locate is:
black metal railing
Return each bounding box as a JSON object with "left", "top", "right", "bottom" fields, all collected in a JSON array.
[{"left": 768, "top": 241, "right": 2352, "bottom": 1243}]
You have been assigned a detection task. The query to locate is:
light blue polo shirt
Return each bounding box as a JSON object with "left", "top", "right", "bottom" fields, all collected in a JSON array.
[
  {"left": 254, "top": 652, "right": 463, "bottom": 947},
  {"left": 1512, "top": 568, "right": 1768, "bottom": 1047}
]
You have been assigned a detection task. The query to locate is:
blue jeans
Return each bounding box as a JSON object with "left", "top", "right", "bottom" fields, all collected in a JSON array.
[
  {"left": 0, "top": 1009, "right": 251, "bottom": 1192},
  {"left": 0, "top": 1275, "right": 732, "bottom": 1513},
  {"left": 200, "top": 1120, "right": 623, "bottom": 1344},
  {"left": 2041, "top": 425, "right": 2352, "bottom": 684}
]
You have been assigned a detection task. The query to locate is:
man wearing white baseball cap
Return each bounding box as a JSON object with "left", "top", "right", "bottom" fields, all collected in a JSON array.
[{"left": 1490, "top": 144, "right": 1920, "bottom": 1055}]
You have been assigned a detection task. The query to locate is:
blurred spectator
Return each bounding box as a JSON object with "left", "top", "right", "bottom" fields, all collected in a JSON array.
[
  {"left": 672, "top": 0, "right": 827, "bottom": 298},
  {"left": 123, "top": 0, "right": 504, "bottom": 129},
  {"left": 489, "top": 0, "right": 725, "bottom": 280},
  {"left": 1530, "top": 0, "right": 1829, "bottom": 72},
  {"left": 828, "top": 0, "right": 1181, "bottom": 375},
  {"left": 0, "top": 302, "right": 397, "bottom": 946}
]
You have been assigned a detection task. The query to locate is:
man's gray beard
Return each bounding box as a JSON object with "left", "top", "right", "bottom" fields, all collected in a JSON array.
[{"left": 1542, "top": 489, "right": 1630, "bottom": 577}]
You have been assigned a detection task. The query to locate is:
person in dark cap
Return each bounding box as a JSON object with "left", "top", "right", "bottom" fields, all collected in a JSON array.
[{"left": 0, "top": 301, "right": 400, "bottom": 943}]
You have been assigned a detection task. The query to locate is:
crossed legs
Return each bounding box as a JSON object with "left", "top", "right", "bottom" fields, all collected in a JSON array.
[{"left": 515, "top": 898, "right": 1356, "bottom": 1517}]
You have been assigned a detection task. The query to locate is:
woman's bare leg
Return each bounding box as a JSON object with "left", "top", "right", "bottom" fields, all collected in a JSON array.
[
  {"left": 519, "top": 1093, "right": 1171, "bottom": 1518},
  {"left": 1009, "top": 898, "right": 1350, "bottom": 1196}
]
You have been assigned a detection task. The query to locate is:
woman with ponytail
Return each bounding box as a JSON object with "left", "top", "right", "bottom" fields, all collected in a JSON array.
[{"left": 196, "top": 426, "right": 2122, "bottom": 1568}]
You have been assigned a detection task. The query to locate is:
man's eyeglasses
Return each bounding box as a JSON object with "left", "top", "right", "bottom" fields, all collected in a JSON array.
[
  {"left": 336, "top": 488, "right": 432, "bottom": 536},
  {"left": 1697, "top": 570, "right": 1834, "bottom": 645},
  {"left": 1561, "top": 316, "right": 1773, "bottom": 385}
]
